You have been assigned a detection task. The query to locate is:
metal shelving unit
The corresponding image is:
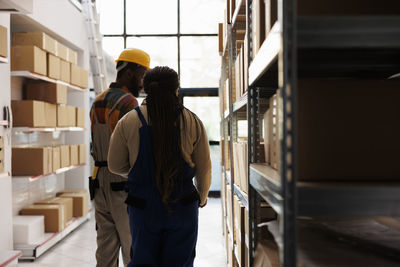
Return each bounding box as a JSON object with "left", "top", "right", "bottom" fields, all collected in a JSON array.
[
  {"left": 12, "top": 164, "right": 86, "bottom": 181},
  {"left": 0, "top": 56, "right": 8, "bottom": 63},
  {"left": 15, "top": 212, "right": 91, "bottom": 261},
  {"left": 221, "top": 0, "right": 400, "bottom": 266},
  {"left": 10, "top": 71, "right": 87, "bottom": 92}
]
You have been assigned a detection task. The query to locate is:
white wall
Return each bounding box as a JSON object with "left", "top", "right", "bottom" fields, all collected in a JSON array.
[{"left": 0, "top": 12, "right": 13, "bottom": 251}]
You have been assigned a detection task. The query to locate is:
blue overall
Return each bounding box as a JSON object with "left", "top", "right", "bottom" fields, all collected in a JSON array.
[{"left": 125, "top": 107, "right": 199, "bottom": 267}]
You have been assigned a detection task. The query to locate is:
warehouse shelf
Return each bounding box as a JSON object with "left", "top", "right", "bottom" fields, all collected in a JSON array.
[
  {"left": 232, "top": 94, "right": 247, "bottom": 113},
  {"left": 10, "top": 71, "right": 87, "bottom": 92},
  {"left": 249, "top": 164, "right": 282, "bottom": 215},
  {"left": 13, "top": 127, "right": 85, "bottom": 133},
  {"left": 0, "top": 172, "right": 10, "bottom": 178},
  {"left": 298, "top": 220, "right": 400, "bottom": 267},
  {"left": 297, "top": 181, "right": 400, "bottom": 217},
  {"left": 0, "top": 56, "right": 8, "bottom": 63},
  {"left": 224, "top": 109, "right": 230, "bottom": 119},
  {"left": 12, "top": 164, "right": 85, "bottom": 181},
  {"left": 16, "top": 212, "right": 91, "bottom": 261},
  {"left": 298, "top": 17, "right": 400, "bottom": 49},
  {"left": 233, "top": 244, "right": 241, "bottom": 266},
  {"left": 233, "top": 183, "right": 248, "bottom": 210},
  {"left": 0, "top": 120, "right": 9, "bottom": 126},
  {"left": 225, "top": 170, "right": 232, "bottom": 185},
  {"left": 231, "top": 0, "right": 246, "bottom": 30},
  {"left": 248, "top": 23, "right": 281, "bottom": 86},
  {"left": 0, "top": 250, "right": 22, "bottom": 266}
]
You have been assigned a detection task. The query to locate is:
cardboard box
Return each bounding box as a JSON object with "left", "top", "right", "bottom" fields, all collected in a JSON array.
[
  {"left": 52, "top": 146, "right": 60, "bottom": 171},
  {"left": 59, "top": 192, "right": 89, "bottom": 217},
  {"left": 234, "top": 196, "right": 245, "bottom": 266},
  {"left": 226, "top": 184, "right": 233, "bottom": 233},
  {"left": 76, "top": 107, "right": 85, "bottom": 127},
  {"left": 253, "top": 239, "right": 279, "bottom": 267},
  {"left": 67, "top": 106, "right": 76, "bottom": 126},
  {"left": 57, "top": 105, "right": 68, "bottom": 127},
  {"left": 60, "top": 145, "right": 70, "bottom": 168},
  {"left": 218, "top": 23, "right": 223, "bottom": 55},
  {"left": 70, "top": 63, "right": 80, "bottom": 86},
  {"left": 298, "top": 79, "right": 400, "bottom": 181},
  {"left": 78, "top": 144, "right": 86, "bottom": 164},
  {"left": 60, "top": 60, "right": 70, "bottom": 83},
  {"left": 297, "top": 0, "right": 400, "bottom": 16},
  {"left": 252, "top": 0, "right": 266, "bottom": 58},
  {"left": 70, "top": 145, "right": 79, "bottom": 166},
  {"left": 264, "top": 0, "right": 278, "bottom": 34},
  {"left": 13, "top": 215, "right": 45, "bottom": 244},
  {"left": 45, "top": 103, "right": 57, "bottom": 127},
  {"left": 11, "top": 45, "right": 47, "bottom": 76},
  {"left": 67, "top": 48, "right": 78, "bottom": 64},
  {"left": 12, "top": 32, "right": 57, "bottom": 55},
  {"left": 21, "top": 205, "right": 63, "bottom": 232},
  {"left": 56, "top": 42, "right": 68, "bottom": 61},
  {"left": 56, "top": 189, "right": 87, "bottom": 197},
  {"left": 12, "top": 100, "right": 46, "bottom": 127},
  {"left": 80, "top": 68, "right": 88, "bottom": 89},
  {"left": 26, "top": 82, "right": 67, "bottom": 105},
  {"left": 36, "top": 197, "right": 73, "bottom": 227},
  {"left": 47, "top": 53, "right": 60, "bottom": 79},
  {"left": 12, "top": 147, "right": 52, "bottom": 176},
  {"left": 0, "top": 25, "right": 7, "bottom": 58}
]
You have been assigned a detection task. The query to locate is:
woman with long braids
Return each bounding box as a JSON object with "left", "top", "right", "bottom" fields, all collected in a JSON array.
[{"left": 108, "top": 66, "right": 211, "bottom": 266}]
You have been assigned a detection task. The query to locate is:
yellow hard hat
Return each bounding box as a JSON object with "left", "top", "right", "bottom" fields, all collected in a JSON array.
[{"left": 115, "top": 48, "right": 150, "bottom": 69}]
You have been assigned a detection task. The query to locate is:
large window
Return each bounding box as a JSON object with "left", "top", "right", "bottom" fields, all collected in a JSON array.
[{"left": 98, "top": 0, "right": 224, "bottom": 89}]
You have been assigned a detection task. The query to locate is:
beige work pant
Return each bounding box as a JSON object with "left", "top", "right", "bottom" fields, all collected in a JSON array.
[{"left": 94, "top": 177, "right": 131, "bottom": 267}]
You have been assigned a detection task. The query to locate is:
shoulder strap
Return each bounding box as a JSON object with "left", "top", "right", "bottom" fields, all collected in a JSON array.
[
  {"left": 134, "top": 106, "right": 147, "bottom": 127},
  {"left": 91, "top": 106, "right": 99, "bottom": 124},
  {"left": 107, "top": 93, "right": 131, "bottom": 121}
]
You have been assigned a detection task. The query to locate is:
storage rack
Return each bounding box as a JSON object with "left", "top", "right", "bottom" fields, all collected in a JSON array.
[{"left": 220, "top": 0, "right": 400, "bottom": 266}]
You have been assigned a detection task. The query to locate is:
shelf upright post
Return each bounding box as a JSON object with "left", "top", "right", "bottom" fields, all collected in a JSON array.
[
  {"left": 245, "top": 0, "right": 260, "bottom": 265},
  {"left": 279, "top": 0, "right": 297, "bottom": 266}
]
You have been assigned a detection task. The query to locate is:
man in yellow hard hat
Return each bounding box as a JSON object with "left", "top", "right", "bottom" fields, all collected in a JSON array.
[{"left": 90, "top": 48, "right": 150, "bottom": 267}]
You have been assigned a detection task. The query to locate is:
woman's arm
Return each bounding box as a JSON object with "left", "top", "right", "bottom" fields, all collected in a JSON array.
[{"left": 192, "top": 118, "right": 212, "bottom": 207}]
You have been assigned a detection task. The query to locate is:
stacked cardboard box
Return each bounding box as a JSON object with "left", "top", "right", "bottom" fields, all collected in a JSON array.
[
  {"left": 12, "top": 32, "right": 88, "bottom": 89},
  {"left": 78, "top": 144, "right": 86, "bottom": 164},
  {"left": 20, "top": 204, "right": 64, "bottom": 233},
  {"left": 26, "top": 82, "right": 67, "bottom": 105},
  {"left": 70, "top": 145, "right": 79, "bottom": 166},
  {"left": 0, "top": 25, "right": 7, "bottom": 58},
  {"left": 12, "top": 100, "right": 55, "bottom": 128},
  {"left": 232, "top": 140, "right": 248, "bottom": 193},
  {"left": 36, "top": 197, "right": 73, "bottom": 228},
  {"left": 12, "top": 147, "right": 53, "bottom": 176},
  {"left": 11, "top": 45, "right": 47, "bottom": 75},
  {"left": 263, "top": 90, "right": 282, "bottom": 171},
  {"left": 76, "top": 107, "right": 85, "bottom": 128},
  {"left": 58, "top": 191, "right": 89, "bottom": 217},
  {"left": 57, "top": 105, "right": 77, "bottom": 127},
  {"left": 234, "top": 196, "right": 245, "bottom": 266},
  {"left": 252, "top": 0, "right": 266, "bottom": 59},
  {"left": 264, "top": 0, "right": 278, "bottom": 35},
  {"left": 52, "top": 146, "right": 61, "bottom": 171},
  {"left": 60, "top": 145, "right": 70, "bottom": 168}
]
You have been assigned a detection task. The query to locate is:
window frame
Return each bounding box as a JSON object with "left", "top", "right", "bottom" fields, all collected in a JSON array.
[{"left": 102, "top": 0, "right": 219, "bottom": 93}]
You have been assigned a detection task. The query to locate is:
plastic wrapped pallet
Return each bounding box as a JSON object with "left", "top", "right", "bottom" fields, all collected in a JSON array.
[{"left": 13, "top": 215, "right": 45, "bottom": 244}]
